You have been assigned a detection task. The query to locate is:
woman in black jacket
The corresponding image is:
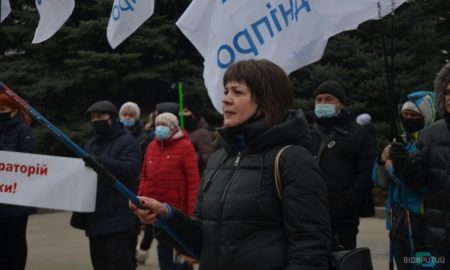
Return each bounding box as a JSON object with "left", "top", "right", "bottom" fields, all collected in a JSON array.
[
  {"left": 0, "top": 93, "right": 37, "bottom": 270},
  {"left": 130, "top": 59, "right": 331, "bottom": 270}
]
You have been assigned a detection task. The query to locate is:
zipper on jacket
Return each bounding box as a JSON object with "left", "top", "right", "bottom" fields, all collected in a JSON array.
[
  {"left": 233, "top": 151, "right": 242, "bottom": 166},
  {"left": 220, "top": 152, "right": 242, "bottom": 201},
  {"left": 215, "top": 151, "right": 242, "bottom": 268}
]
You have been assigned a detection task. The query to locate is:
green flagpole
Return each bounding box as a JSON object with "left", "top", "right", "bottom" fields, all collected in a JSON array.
[{"left": 178, "top": 82, "right": 184, "bottom": 128}]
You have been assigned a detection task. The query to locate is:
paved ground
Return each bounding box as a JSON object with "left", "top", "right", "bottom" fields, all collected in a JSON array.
[{"left": 26, "top": 211, "right": 389, "bottom": 270}]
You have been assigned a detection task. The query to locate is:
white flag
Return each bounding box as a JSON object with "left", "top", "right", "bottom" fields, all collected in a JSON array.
[
  {"left": 107, "top": 0, "right": 155, "bottom": 49},
  {"left": 0, "top": 151, "right": 97, "bottom": 212},
  {"left": 176, "top": 0, "right": 407, "bottom": 112},
  {"left": 0, "top": 0, "right": 11, "bottom": 23},
  {"left": 32, "top": 0, "right": 75, "bottom": 44}
]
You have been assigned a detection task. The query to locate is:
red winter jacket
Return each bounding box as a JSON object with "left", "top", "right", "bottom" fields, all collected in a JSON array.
[{"left": 138, "top": 129, "right": 200, "bottom": 216}]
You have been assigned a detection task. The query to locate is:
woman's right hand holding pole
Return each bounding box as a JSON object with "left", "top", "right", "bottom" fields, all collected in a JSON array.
[{"left": 129, "top": 196, "right": 169, "bottom": 224}]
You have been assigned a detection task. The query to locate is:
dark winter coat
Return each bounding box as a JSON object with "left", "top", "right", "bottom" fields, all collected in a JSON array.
[
  {"left": 138, "top": 130, "right": 200, "bottom": 216},
  {"left": 82, "top": 122, "right": 141, "bottom": 238},
  {"left": 126, "top": 121, "right": 151, "bottom": 158},
  {"left": 158, "top": 112, "right": 331, "bottom": 270},
  {"left": 398, "top": 63, "right": 450, "bottom": 249},
  {"left": 310, "top": 111, "right": 376, "bottom": 229},
  {"left": 0, "top": 115, "right": 37, "bottom": 217},
  {"left": 400, "top": 119, "right": 450, "bottom": 248},
  {"left": 187, "top": 117, "right": 213, "bottom": 174}
]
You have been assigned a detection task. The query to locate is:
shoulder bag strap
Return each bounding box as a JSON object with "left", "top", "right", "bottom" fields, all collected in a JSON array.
[{"left": 274, "top": 145, "right": 292, "bottom": 199}]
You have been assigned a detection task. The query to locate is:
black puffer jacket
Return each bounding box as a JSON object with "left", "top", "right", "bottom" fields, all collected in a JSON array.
[
  {"left": 83, "top": 122, "right": 141, "bottom": 238},
  {"left": 401, "top": 119, "right": 450, "bottom": 248},
  {"left": 399, "top": 63, "right": 450, "bottom": 249},
  {"left": 160, "top": 112, "right": 331, "bottom": 270},
  {"left": 310, "top": 111, "right": 376, "bottom": 228},
  {"left": 0, "top": 115, "right": 37, "bottom": 217}
]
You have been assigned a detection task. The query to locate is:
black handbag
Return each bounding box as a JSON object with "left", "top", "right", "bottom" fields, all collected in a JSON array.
[
  {"left": 330, "top": 247, "right": 373, "bottom": 270},
  {"left": 274, "top": 146, "right": 374, "bottom": 270}
]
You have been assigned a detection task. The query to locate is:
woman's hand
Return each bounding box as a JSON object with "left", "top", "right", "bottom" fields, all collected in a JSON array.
[
  {"left": 381, "top": 144, "right": 391, "bottom": 162},
  {"left": 129, "top": 196, "right": 169, "bottom": 224}
]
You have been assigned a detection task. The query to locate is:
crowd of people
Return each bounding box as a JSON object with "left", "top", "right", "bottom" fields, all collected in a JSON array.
[{"left": 1, "top": 60, "right": 450, "bottom": 270}]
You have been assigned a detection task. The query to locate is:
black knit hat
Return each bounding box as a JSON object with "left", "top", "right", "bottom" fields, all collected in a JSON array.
[
  {"left": 313, "top": 80, "right": 347, "bottom": 105},
  {"left": 156, "top": 102, "right": 179, "bottom": 116}
]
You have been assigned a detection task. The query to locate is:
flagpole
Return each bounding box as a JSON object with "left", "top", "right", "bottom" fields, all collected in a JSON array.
[
  {"left": 178, "top": 82, "right": 184, "bottom": 128},
  {"left": 0, "top": 81, "right": 199, "bottom": 260},
  {"left": 388, "top": 0, "right": 397, "bottom": 140},
  {"left": 378, "top": 1, "right": 398, "bottom": 140},
  {"left": 175, "top": 0, "right": 184, "bottom": 128}
]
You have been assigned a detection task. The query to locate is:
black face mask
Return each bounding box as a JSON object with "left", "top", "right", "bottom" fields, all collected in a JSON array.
[
  {"left": 0, "top": 112, "right": 11, "bottom": 124},
  {"left": 402, "top": 117, "right": 424, "bottom": 134},
  {"left": 184, "top": 115, "right": 197, "bottom": 130},
  {"left": 92, "top": 120, "right": 111, "bottom": 138}
]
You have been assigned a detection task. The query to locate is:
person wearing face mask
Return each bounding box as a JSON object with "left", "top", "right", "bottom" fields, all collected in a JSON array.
[
  {"left": 138, "top": 112, "right": 200, "bottom": 270},
  {"left": 70, "top": 100, "right": 142, "bottom": 270},
  {"left": 310, "top": 80, "right": 376, "bottom": 250},
  {"left": 0, "top": 93, "right": 37, "bottom": 270},
  {"left": 119, "top": 101, "right": 151, "bottom": 157},
  {"left": 373, "top": 91, "right": 435, "bottom": 270},
  {"left": 388, "top": 63, "right": 450, "bottom": 268},
  {"left": 130, "top": 59, "right": 331, "bottom": 270},
  {"left": 118, "top": 101, "right": 154, "bottom": 266},
  {"left": 183, "top": 94, "right": 213, "bottom": 175}
]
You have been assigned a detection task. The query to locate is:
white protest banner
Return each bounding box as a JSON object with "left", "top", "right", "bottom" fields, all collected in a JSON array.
[
  {"left": 107, "top": 0, "right": 155, "bottom": 49},
  {"left": 0, "top": 150, "right": 97, "bottom": 212},
  {"left": 0, "top": 0, "right": 11, "bottom": 23},
  {"left": 176, "top": 0, "right": 407, "bottom": 112},
  {"left": 32, "top": 0, "right": 75, "bottom": 44}
]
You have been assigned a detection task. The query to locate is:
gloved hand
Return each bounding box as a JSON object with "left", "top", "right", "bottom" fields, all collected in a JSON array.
[
  {"left": 389, "top": 142, "right": 408, "bottom": 164},
  {"left": 82, "top": 154, "right": 100, "bottom": 169}
]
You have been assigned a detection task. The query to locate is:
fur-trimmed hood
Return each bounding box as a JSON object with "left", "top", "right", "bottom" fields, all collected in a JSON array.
[{"left": 434, "top": 63, "right": 450, "bottom": 117}]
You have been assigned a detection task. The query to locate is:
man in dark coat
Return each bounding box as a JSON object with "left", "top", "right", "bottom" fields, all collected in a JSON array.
[
  {"left": 71, "top": 100, "right": 142, "bottom": 270},
  {"left": 390, "top": 63, "right": 450, "bottom": 267},
  {"left": 310, "top": 80, "right": 376, "bottom": 250},
  {"left": 0, "top": 93, "right": 37, "bottom": 270},
  {"left": 183, "top": 94, "right": 213, "bottom": 174}
]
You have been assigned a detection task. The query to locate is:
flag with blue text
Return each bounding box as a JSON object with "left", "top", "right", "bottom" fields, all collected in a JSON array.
[
  {"left": 0, "top": 0, "right": 11, "bottom": 23},
  {"left": 177, "top": 0, "right": 407, "bottom": 112},
  {"left": 32, "top": 0, "right": 75, "bottom": 44},
  {"left": 107, "top": 0, "right": 155, "bottom": 49}
]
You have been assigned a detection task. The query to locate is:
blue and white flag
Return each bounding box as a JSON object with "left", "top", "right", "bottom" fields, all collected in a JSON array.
[
  {"left": 0, "top": 0, "right": 11, "bottom": 23},
  {"left": 32, "top": 0, "right": 75, "bottom": 44},
  {"left": 177, "top": 0, "right": 407, "bottom": 112},
  {"left": 107, "top": 0, "right": 155, "bottom": 49}
]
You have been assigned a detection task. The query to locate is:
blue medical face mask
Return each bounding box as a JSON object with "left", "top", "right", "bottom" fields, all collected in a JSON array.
[
  {"left": 155, "top": 125, "right": 171, "bottom": 140},
  {"left": 314, "top": 104, "right": 337, "bottom": 118},
  {"left": 121, "top": 119, "right": 135, "bottom": 128}
]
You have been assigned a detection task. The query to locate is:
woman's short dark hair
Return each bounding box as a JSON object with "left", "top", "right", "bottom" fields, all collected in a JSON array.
[{"left": 223, "top": 59, "right": 294, "bottom": 126}]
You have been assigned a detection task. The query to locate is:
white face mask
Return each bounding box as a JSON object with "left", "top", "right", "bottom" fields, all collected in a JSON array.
[{"left": 314, "top": 104, "right": 337, "bottom": 118}]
